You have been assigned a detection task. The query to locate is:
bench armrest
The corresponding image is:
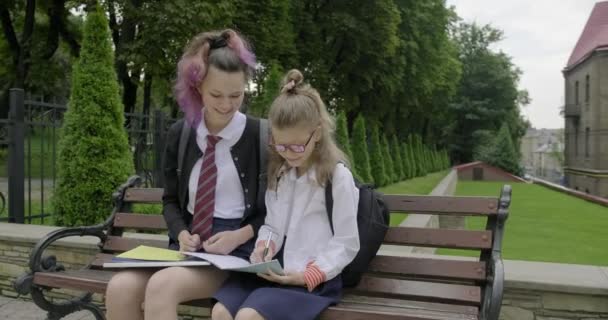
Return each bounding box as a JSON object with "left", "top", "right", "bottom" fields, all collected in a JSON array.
[{"left": 482, "top": 254, "right": 504, "bottom": 320}]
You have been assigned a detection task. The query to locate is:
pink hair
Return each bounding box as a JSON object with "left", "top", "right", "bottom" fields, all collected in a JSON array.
[{"left": 174, "top": 30, "right": 256, "bottom": 127}]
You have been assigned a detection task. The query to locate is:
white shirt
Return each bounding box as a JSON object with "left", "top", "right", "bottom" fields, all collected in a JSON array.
[
  {"left": 187, "top": 110, "right": 246, "bottom": 219},
  {"left": 258, "top": 163, "right": 360, "bottom": 281}
]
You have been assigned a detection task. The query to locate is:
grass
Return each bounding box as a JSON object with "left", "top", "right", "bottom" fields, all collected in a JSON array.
[
  {"left": 0, "top": 198, "right": 56, "bottom": 226},
  {"left": 379, "top": 171, "right": 449, "bottom": 226},
  {"left": 437, "top": 181, "right": 608, "bottom": 266}
]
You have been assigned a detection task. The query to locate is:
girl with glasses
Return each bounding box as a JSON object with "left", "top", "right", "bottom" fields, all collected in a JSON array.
[{"left": 211, "top": 69, "right": 360, "bottom": 320}]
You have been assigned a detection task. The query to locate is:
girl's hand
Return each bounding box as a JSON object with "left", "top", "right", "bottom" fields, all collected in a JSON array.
[
  {"left": 258, "top": 269, "right": 305, "bottom": 287},
  {"left": 250, "top": 242, "right": 275, "bottom": 263},
  {"left": 202, "top": 230, "right": 245, "bottom": 255},
  {"left": 178, "top": 230, "right": 201, "bottom": 252}
]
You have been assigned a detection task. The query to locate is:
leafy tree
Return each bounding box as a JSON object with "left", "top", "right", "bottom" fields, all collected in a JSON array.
[
  {"left": 249, "top": 62, "right": 282, "bottom": 117},
  {"left": 54, "top": 6, "right": 134, "bottom": 226},
  {"left": 448, "top": 22, "right": 528, "bottom": 164},
  {"left": 391, "top": 135, "right": 404, "bottom": 180},
  {"left": 369, "top": 123, "right": 387, "bottom": 186},
  {"left": 351, "top": 115, "right": 373, "bottom": 184},
  {"left": 477, "top": 123, "right": 522, "bottom": 175},
  {"left": 401, "top": 142, "right": 412, "bottom": 179}
]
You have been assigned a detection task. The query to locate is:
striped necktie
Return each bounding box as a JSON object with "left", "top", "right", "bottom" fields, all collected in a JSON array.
[{"left": 191, "top": 135, "right": 221, "bottom": 241}]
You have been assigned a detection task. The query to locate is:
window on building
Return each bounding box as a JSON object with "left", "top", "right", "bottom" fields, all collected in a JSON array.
[
  {"left": 585, "top": 75, "right": 590, "bottom": 103},
  {"left": 575, "top": 80, "right": 579, "bottom": 104},
  {"left": 585, "top": 127, "right": 590, "bottom": 158},
  {"left": 574, "top": 122, "right": 579, "bottom": 157}
]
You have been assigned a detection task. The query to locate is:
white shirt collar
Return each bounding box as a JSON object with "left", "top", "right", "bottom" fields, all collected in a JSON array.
[{"left": 197, "top": 109, "right": 246, "bottom": 146}]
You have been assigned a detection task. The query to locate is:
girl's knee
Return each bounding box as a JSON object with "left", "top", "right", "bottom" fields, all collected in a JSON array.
[
  {"left": 145, "top": 269, "right": 175, "bottom": 299},
  {"left": 235, "top": 308, "right": 264, "bottom": 320},
  {"left": 106, "top": 271, "right": 148, "bottom": 299},
  {"left": 211, "top": 303, "right": 233, "bottom": 320}
]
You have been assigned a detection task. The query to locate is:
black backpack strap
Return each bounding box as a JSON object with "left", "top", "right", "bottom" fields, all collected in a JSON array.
[
  {"left": 325, "top": 181, "right": 335, "bottom": 234},
  {"left": 257, "top": 118, "right": 269, "bottom": 209},
  {"left": 177, "top": 121, "right": 191, "bottom": 181},
  {"left": 259, "top": 118, "right": 268, "bottom": 179}
]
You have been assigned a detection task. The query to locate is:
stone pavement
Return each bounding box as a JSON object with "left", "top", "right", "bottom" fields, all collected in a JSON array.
[{"left": 0, "top": 296, "right": 95, "bottom": 320}]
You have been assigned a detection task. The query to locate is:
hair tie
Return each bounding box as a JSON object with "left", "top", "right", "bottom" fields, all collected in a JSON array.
[
  {"left": 210, "top": 36, "right": 228, "bottom": 50},
  {"left": 282, "top": 80, "right": 296, "bottom": 93}
]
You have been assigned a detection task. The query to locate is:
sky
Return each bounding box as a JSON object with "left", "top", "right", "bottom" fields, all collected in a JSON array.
[{"left": 446, "top": 0, "right": 600, "bottom": 129}]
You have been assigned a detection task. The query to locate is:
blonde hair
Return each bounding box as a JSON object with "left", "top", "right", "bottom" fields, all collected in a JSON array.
[{"left": 267, "top": 69, "right": 349, "bottom": 190}]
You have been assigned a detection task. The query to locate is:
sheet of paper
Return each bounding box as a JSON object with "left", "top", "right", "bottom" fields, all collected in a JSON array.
[
  {"left": 183, "top": 252, "right": 284, "bottom": 275},
  {"left": 227, "top": 260, "right": 284, "bottom": 275},
  {"left": 116, "top": 245, "right": 185, "bottom": 261}
]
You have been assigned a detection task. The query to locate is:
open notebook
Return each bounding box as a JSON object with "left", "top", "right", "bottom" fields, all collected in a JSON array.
[{"left": 103, "top": 245, "right": 284, "bottom": 275}]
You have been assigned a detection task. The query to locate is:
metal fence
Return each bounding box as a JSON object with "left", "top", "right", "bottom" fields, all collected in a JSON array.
[{"left": 1, "top": 88, "right": 176, "bottom": 224}]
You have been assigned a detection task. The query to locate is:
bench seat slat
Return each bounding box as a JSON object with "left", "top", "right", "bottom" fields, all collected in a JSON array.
[
  {"left": 322, "top": 302, "right": 478, "bottom": 320},
  {"left": 352, "top": 275, "right": 481, "bottom": 306},
  {"left": 34, "top": 270, "right": 114, "bottom": 294},
  {"left": 368, "top": 255, "right": 486, "bottom": 281},
  {"left": 114, "top": 213, "right": 166, "bottom": 230},
  {"left": 34, "top": 271, "right": 478, "bottom": 320},
  {"left": 103, "top": 236, "right": 167, "bottom": 253},
  {"left": 384, "top": 194, "right": 498, "bottom": 215},
  {"left": 385, "top": 227, "right": 492, "bottom": 250}
]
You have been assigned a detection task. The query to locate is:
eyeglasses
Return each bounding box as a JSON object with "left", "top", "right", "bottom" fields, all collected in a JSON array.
[{"left": 270, "top": 129, "right": 316, "bottom": 153}]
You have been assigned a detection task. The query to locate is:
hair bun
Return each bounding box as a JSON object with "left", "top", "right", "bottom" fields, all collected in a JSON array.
[{"left": 280, "top": 69, "right": 304, "bottom": 93}]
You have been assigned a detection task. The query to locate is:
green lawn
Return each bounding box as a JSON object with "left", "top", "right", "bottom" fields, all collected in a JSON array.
[
  {"left": 438, "top": 181, "right": 608, "bottom": 266},
  {"left": 379, "top": 171, "right": 448, "bottom": 226}
]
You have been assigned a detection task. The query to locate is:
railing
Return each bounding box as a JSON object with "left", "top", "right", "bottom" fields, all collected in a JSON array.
[{"left": 1, "top": 88, "right": 176, "bottom": 224}]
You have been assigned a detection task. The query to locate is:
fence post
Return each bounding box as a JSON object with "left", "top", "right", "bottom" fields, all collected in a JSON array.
[
  {"left": 153, "top": 109, "right": 165, "bottom": 188},
  {"left": 8, "top": 89, "right": 25, "bottom": 223}
]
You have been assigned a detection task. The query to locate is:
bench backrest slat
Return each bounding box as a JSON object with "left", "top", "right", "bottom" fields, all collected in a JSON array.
[
  {"left": 383, "top": 194, "right": 498, "bottom": 215},
  {"left": 103, "top": 236, "right": 167, "bottom": 253},
  {"left": 124, "top": 188, "right": 164, "bottom": 203},
  {"left": 114, "top": 213, "right": 167, "bottom": 230},
  {"left": 384, "top": 227, "right": 492, "bottom": 250},
  {"left": 368, "top": 256, "right": 486, "bottom": 281},
  {"left": 352, "top": 275, "right": 481, "bottom": 306}
]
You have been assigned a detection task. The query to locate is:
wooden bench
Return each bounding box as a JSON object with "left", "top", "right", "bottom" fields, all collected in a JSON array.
[{"left": 14, "top": 175, "right": 511, "bottom": 320}]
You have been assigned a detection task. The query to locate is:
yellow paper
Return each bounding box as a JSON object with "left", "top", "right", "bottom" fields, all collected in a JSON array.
[{"left": 116, "top": 245, "right": 185, "bottom": 261}]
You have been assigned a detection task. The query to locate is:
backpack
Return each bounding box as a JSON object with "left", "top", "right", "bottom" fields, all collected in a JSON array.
[
  {"left": 178, "top": 117, "right": 269, "bottom": 207},
  {"left": 325, "top": 177, "right": 390, "bottom": 287}
]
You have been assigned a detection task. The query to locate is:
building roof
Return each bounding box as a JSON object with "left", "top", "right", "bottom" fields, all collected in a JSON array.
[
  {"left": 566, "top": 1, "right": 608, "bottom": 70},
  {"left": 453, "top": 161, "right": 527, "bottom": 182}
]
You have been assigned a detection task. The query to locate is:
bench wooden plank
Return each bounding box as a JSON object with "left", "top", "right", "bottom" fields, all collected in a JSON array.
[
  {"left": 124, "top": 188, "right": 164, "bottom": 203},
  {"left": 368, "top": 255, "right": 486, "bottom": 281},
  {"left": 384, "top": 227, "right": 492, "bottom": 250},
  {"left": 352, "top": 276, "right": 481, "bottom": 306},
  {"left": 322, "top": 303, "right": 478, "bottom": 320},
  {"left": 384, "top": 195, "right": 498, "bottom": 215},
  {"left": 113, "top": 213, "right": 166, "bottom": 230},
  {"left": 103, "top": 236, "right": 167, "bottom": 253},
  {"left": 34, "top": 270, "right": 115, "bottom": 294}
]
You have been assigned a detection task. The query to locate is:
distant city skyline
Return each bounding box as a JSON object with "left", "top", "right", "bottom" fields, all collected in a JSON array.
[{"left": 447, "top": 0, "right": 600, "bottom": 129}]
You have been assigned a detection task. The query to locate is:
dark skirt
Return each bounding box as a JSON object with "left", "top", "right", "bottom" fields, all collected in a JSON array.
[
  {"left": 168, "top": 217, "right": 254, "bottom": 260},
  {"left": 214, "top": 273, "right": 342, "bottom": 320}
]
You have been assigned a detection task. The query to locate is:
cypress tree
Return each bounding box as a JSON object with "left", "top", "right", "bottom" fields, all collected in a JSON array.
[
  {"left": 335, "top": 111, "right": 355, "bottom": 176},
  {"left": 391, "top": 135, "right": 404, "bottom": 180},
  {"left": 381, "top": 134, "right": 395, "bottom": 184},
  {"left": 54, "top": 6, "right": 134, "bottom": 226},
  {"left": 351, "top": 115, "right": 374, "bottom": 184},
  {"left": 369, "top": 123, "right": 387, "bottom": 186}
]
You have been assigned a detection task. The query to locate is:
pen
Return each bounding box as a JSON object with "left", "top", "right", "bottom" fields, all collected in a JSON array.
[{"left": 262, "top": 231, "right": 273, "bottom": 261}]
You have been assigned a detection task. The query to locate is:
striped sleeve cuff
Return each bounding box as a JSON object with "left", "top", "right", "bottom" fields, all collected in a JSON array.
[{"left": 304, "top": 261, "right": 326, "bottom": 292}]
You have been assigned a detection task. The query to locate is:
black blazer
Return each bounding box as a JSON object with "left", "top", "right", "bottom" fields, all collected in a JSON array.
[{"left": 162, "top": 116, "right": 267, "bottom": 245}]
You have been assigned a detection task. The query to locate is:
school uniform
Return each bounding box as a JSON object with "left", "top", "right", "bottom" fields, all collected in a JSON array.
[
  {"left": 214, "top": 163, "right": 360, "bottom": 320},
  {"left": 162, "top": 110, "right": 267, "bottom": 258}
]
